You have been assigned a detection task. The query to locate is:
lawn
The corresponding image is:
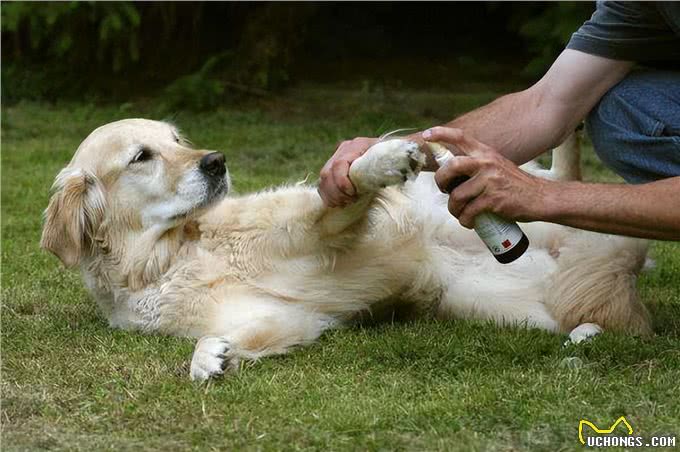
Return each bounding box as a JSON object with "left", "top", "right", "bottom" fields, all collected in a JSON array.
[{"left": 2, "top": 85, "right": 679, "bottom": 451}]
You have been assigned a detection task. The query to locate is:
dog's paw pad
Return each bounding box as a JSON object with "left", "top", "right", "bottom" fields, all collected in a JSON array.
[
  {"left": 190, "top": 336, "right": 238, "bottom": 381},
  {"left": 349, "top": 139, "right": 425, "bottom": 193},
  {"left": 406, "top": 145, "right": 426, "bottom": 172}
]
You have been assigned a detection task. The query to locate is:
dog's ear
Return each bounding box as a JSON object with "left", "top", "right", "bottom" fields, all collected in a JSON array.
[{"left": 40, "top": 168, "right": 106, "bottom": 268}]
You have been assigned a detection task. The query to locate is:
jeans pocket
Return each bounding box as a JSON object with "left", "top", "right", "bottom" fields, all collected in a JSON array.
[{"left": 612, "top": 92, "right": 667, "bottom": 138}]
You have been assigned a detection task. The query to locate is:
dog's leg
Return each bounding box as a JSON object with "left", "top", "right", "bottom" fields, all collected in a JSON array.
[
  {"left": 547, "top": 233, "right": 651, "bottom": 335},
  {"left": 189, "top": 298, "right": 337, "bottom": 381},
  {"left": 436, "top": 284, "right": 560, "bottom": 332},
  {"left": 520, "top": 131, "right": 581, "bottom": 181},
  {"left": 549, "top": 131, "right": 582, "bottom": 181},
  {"left": 312, "top": 138, "right": 426, "bottom": 242},
  {"left": 316, "top": 138, "right": 425, "bottom": 236},
  {"left": 433, "top": 248, "right": 561, "bottom": 332}
]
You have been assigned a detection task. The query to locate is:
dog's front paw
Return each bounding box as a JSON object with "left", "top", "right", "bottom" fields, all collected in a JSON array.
[
  {"left": 349, "top": 139, "right": 425, "bottom": 194},
  {"left": 190, "top": 336, "right": 239, "bottom": 381}
]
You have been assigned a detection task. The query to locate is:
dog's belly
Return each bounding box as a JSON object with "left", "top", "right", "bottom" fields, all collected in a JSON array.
[{"left": 397, "top": 173, "right": 562, "bottom": 328}]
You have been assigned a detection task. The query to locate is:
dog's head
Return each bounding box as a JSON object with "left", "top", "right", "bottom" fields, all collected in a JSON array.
[{"left": 41, "top": 119, "right": 230, "bottom": 268}]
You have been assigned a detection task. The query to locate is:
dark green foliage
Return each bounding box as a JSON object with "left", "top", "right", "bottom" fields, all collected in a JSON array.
[
  {"left": 162, "top": 55, "right": 228, "bottom": 111},
  {"left": 233, "top": 3, "right": 316, "bottom": 91},
  {"left": 160, "top": 4, "right": 316, "bottom": 111},
  {"left": 2, "top": 2, "right": 141, "bottom": 101},
  {"left": 2, "top": 2, "right": 597, "bottom": 106},
  {"left": 2, "top": 2, "right": 141, "bottom": 70},
  {"left": 2, "top": 2, "right": 141, "bottom": 72},
  {"left": 1, "top": 3, "right": 314, "bottom": 103}
]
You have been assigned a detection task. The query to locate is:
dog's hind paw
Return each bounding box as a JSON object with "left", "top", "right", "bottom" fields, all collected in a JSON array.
[
  {"left": 564, "top": 323, "right": 603, "bottom": 346},
  {"left": 190, "top": 336, "right": 239, "bottom": 381},
  {"left": 349, "top": 139, "right": 425, "bottom": 194}
]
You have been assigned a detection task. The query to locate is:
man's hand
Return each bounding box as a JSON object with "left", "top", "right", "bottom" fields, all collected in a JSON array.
[
  {"left": 426, "top": 126, "right": 550, "bottom": 228},
  {"left": 318, "top": 137, "right": 377, "bottom": 207}
]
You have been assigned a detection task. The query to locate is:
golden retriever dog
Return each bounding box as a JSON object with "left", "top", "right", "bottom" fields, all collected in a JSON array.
[{"left": 41, "top": 119, "right": 651, "bottom": 381}]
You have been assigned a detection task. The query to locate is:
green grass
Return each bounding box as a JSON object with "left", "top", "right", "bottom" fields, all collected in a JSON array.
[{"left": 2, "top": 85, "right": 680, "bottom": 451}]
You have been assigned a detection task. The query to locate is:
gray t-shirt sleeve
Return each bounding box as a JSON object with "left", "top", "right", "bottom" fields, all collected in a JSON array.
[{"left": 566, "top": 1, "right": 680, "bottom": 63}]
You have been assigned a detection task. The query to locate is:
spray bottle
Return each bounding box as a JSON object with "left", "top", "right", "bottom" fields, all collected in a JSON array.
[{"left": 426, "top": 142, "right": 529, "bottom": 264}]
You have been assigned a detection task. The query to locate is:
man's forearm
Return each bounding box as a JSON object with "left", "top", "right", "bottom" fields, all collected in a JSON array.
[
  {"left": 542, "top": 177, "right": 680, "bottom": 240},
  {"left": 408, "top": 89, "right": 564, "bottom": 171},
  {"left": 445, "top": 88, "right": 570, "bottom": 164}
]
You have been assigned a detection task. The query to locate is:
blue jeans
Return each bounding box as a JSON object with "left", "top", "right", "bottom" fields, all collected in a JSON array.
[{"left": 586, "top": 69, "right": 680, "bottom": 184}]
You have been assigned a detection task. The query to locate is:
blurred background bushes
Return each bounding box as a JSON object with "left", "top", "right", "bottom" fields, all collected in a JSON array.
[{"left": 1, "top": 2, "right": 594, "bottom": 108}]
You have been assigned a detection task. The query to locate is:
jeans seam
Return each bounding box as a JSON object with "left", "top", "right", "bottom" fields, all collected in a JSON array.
[{"left": 650, "top": 120, "right": 665, "bottom": 137}]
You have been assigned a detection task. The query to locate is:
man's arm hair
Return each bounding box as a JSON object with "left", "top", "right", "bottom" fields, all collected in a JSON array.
[{"left": 445, "top": 49, "right": 634, "bottom": 164}]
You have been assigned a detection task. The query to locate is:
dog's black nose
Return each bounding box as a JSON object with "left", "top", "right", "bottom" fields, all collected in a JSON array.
[{"left": 199, "top": 152, "right": 226, "bottom": 177}]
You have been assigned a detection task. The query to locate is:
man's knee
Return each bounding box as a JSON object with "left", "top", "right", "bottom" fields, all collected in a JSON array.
[{"left": 586, "top": 70, "right": 680, "bottom": 183}]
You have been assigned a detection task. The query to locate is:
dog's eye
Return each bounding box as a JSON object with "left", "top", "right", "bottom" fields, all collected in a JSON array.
[{"left": 131, "top": 147, "right": 153, "bottom": 164}]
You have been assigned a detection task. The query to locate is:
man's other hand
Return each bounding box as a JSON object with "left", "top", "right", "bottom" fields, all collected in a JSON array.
[{"left": 426, "top": 127, "right": 549, "bottom": 228}]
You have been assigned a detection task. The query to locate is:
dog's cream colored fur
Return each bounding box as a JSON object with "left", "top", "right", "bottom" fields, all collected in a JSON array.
[{"left": 41, "top": 119, "right": 651, "bottom": 381}]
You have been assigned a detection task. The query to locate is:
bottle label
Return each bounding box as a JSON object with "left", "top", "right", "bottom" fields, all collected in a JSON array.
[{"left": 473, "top": 213, "right": 525, "bottom": 256}]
